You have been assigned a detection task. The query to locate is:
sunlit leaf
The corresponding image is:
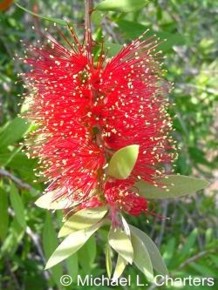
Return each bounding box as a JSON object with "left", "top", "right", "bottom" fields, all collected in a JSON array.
[
  {"left": 112, "top": 254, "right": 128, "bottom": 280},
  {"left": 130, "top": 225, "right": 168, "bottom": 275},
  {"left": 96, "top": 0, "right": 148, "bottom": 12},
  {"left": 107, "top": 145, "right": 139, "bottom": 179},
  {"left": 35, "top": 191, "right": 80, "bottom": 210},
  {"left": 131, "top": 232, "right": 153, "bottom": 280},
  {"left": 121, "top": 215, "right": 131, "bottom": 236},
  {"left": 45, "top": 222, "right": 101, "bottom": 269},
  {"left": 105, "top": 244, "right": 113, "bottom": 278},
  {"left": 58, "top": 206, "right": 108, "bottom": 237},
  {"left": 134, "top": 175, "right": 209, "bottom": 199},
  {"left": 108, "top": 227, "right": 134, "bottom": 264}
]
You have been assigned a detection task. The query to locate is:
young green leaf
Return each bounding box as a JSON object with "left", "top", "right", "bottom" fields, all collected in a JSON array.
[
  {"left": 105, "top": 244, "right": 113, "bottom": 278},
  {"left": 58, "top": 206, "right": 108, "bottom": 237},
  {"left": 112, "top": 254, "right": 128, "bottom": 280},
  {"left": 134, "top": 175, "right": 209, "bottom": 199},
  {"left": 108, "top": 227, "right": 134, "bottom": 264},
  {"left": 45, "top": 222, "right": 101, "bottom": 269},
  {"left": 95, "top": 0, "right": 148, "bottom": 13},
  {"left": 15, "top": 3, "right": 67, "bottom": 26},
  {"left": 107, "top": 145, "right": 139, "bottom": 179},
  {"left": 130, "top": 225, "right": 168, "bottom": 275},
  {"left": 131, "top": 232, "right": 154, "bottom": 280}
]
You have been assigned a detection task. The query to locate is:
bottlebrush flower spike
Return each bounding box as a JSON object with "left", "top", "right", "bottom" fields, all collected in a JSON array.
[{"left": 22, "top": 24, "right": 175, "bottom": 218}]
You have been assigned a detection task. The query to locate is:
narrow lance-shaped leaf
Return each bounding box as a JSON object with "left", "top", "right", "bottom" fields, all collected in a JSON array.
[
  {"left": 108, "top": 227, "right": 134, "bottom": 264},
  {"left": 15, "top": 3, "right": 67, "bottom": 26},
  {"left": 131, "top": 232, "right": 154, "bottom": 280},
  {"left": 134, "top": 175, "right": 209, "bottom": 199},
  {"left": 10, "top": 184, "right": 26, "bottom": 229},
  {"left": 105, "top": 244, "right": 113, "bottom": 278},
  {"left": 180, "top": 228, "right": 198, "bottom": 259},
  {"left": 95, "top": 0, "right": 149, "bottom": 13},
  {"left": 121, "top": 215, "right": 131, "bottom": 236},
  {"left": 35, "top": 190, "right": 81, "bottom": 210},
  {"left": 45, "top": 222, "right": 102, "bottom": 269},
  {"left": 42, "top": 213, "right": 63, "bottom": 285},
  {"left": 130, "top": 225, "right": 168, "bottom": 275},
  {"left": 66, "top": 253, "right": 79, "bottom": 282},
  {"left": 78, "top": 236, "right": 97, "bottom": 273},
  {"left": 107, "top": 144, "right": 139, "bottom": 179},
  {"left": 0, "top": 188, "right": 9, "bottom": 240},
  {"left": 112, "top": 254, "right": 128, "bottom": 280},
  {"left": 58, "top": 206, "right": 108, "bottom": 237}
]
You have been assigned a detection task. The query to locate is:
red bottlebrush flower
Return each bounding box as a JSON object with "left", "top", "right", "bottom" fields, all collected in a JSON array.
[
  {"left": 22, "top": 27, "right": 175, "bottom": 216},
  {"left": 105, "top": 180, "right": 148, "bottom": 216}
]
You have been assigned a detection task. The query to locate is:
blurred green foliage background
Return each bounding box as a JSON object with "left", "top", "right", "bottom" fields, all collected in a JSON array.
[{"left": 0, "top": 0, "right": 217, "bottom": 289}]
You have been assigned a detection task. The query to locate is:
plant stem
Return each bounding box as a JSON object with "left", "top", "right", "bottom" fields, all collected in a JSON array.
[{"left": 84, "top": 0, "right": 93, "bottom": 60}]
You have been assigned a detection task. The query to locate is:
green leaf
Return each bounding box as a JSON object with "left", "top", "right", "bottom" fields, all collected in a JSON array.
[
  {"left": 130, "top": 225, "right": 168, "bottom": 275},
  {"left": 180, "top": 228, "right": 198, "bottom": 259},
  {"left": 1, "top": 219, "right": 25, "bottom": 256},
  {"left": 10, "top": 184, "right": 26, "bottom": 228},
  {"left": 162, "top": 237, "right": 176, "bottom": 265},
  {"left": 108, "top": 227, "right": 134, "bottom": 264},
  {"left": 45, "top": 223, "right": 101, "bottom": 269},
  {"left": 0, "top": 188, "right": 9, "bottom": 240},
  {"left": 189, "top": 262, "right": 217, "bottom": 277},
  {"left": 15, "top": 3, "right": 67, "bottom": 26},
  {"left": 66, "top": 253, "right": 78, "bottom": 281},
  {"left": 58, "top": 206, "right": 108, "bottom": 237},
  {"left": 0, "top": 147, "right": 21, "bottom": 167},
  {"left": 131, "top": 232, "right": 154, "bottom": 280},
  {"left": 112, "top": 254, "right": 128, "bottom": 280},
  {"left": 107, "top": 145, "right": 139, "bottom": 179},
  {"left": 43, "top": 213, "right": 59, "bottom": 257},
  {"left": 35, "top": 191, "right": 81, "bottom": 210},
  {"left": 105, "top": 42, "right": 123, "bottom": 57},
  {"left": 115, "top": 19, "right": 186, "bottom": 52},
  {"left": 42, "top": 213, "right": 63, "bottom": 285},
  {"left": 0, "top": 117, "right": 30, "bottom": 148},
  {"left": 96, "top": 0, "right": 148, "bottom": 12},
  {"left": 134, "top": 175, "right": 209, "bottom": 199},
  {"left": 105, "top": 244, "right": 113, "bottom": 278}
]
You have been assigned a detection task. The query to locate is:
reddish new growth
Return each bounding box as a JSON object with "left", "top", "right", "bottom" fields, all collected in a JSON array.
[{"left": 22, "top": 25, "right": 175, "bottom": 217}]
